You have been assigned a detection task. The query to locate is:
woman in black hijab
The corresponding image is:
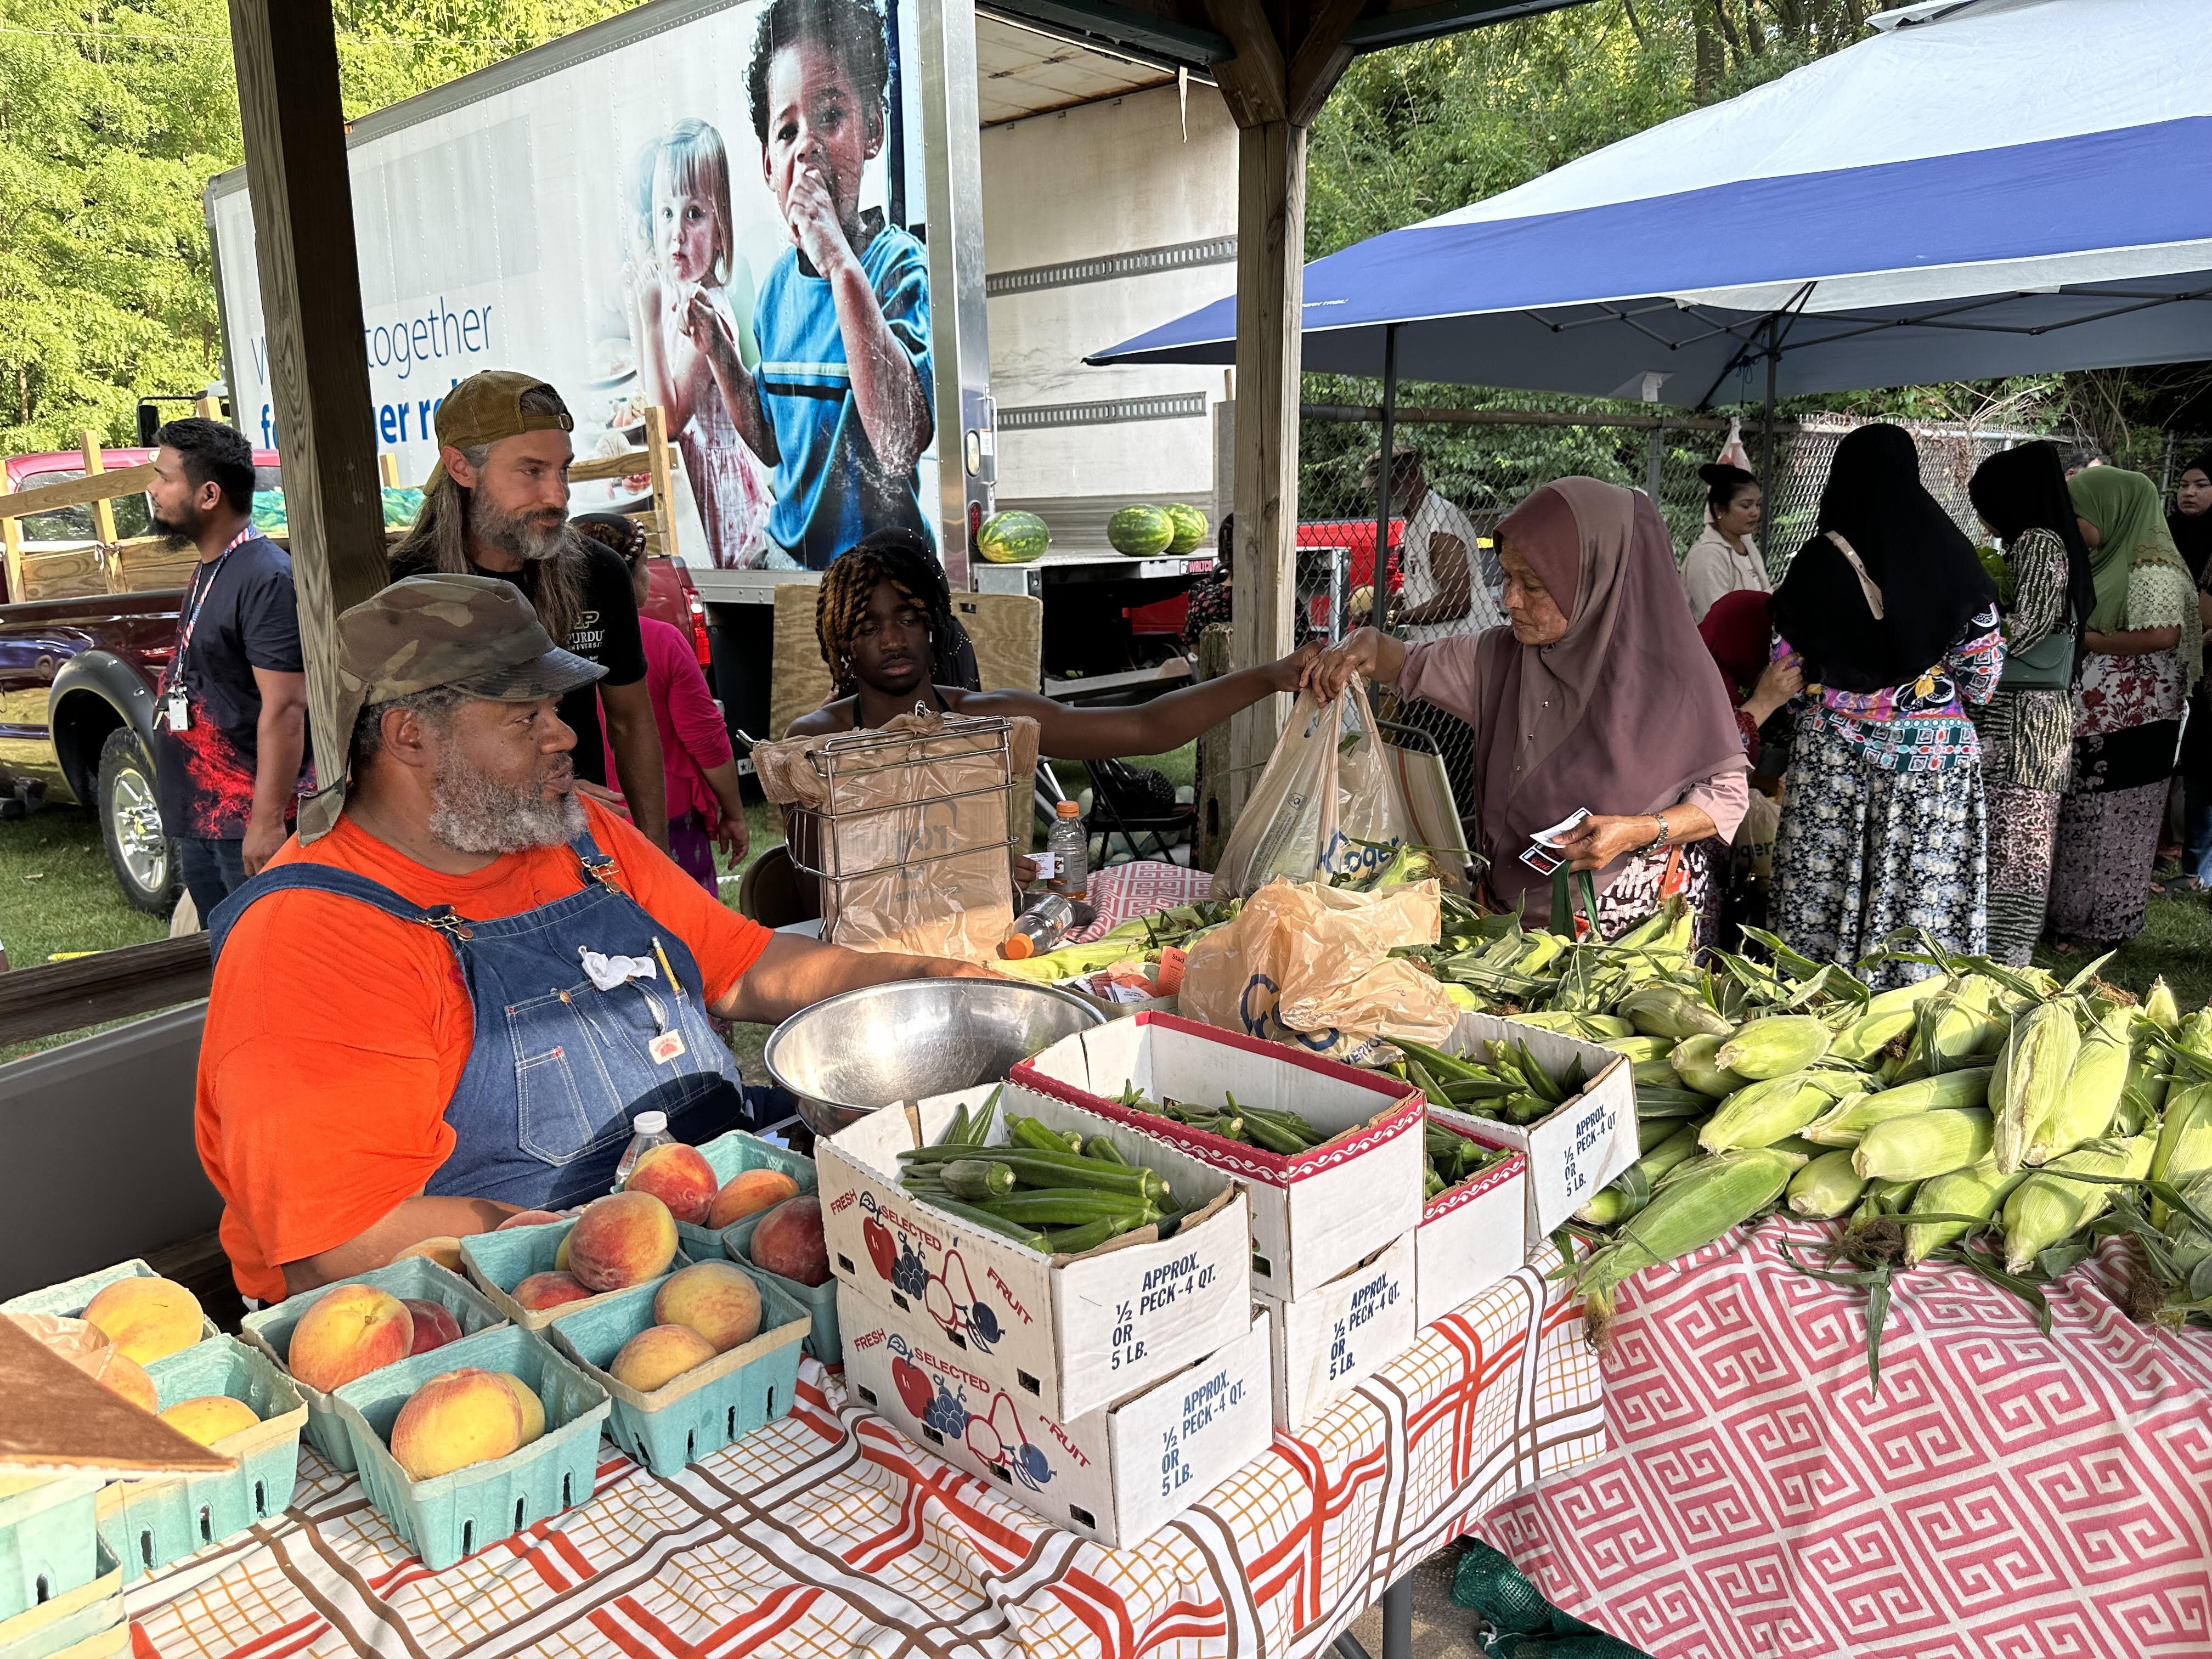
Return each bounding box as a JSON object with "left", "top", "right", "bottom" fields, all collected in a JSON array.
[
  {"left": 1767, "top": 424, "right": 2005, "bottom": 984},
  {"left": 1966, "top": 441, "right": 2094, "bottom": 959},
  {"left": 2171, "top": 449, "right": 2212, "bottom": 887}
]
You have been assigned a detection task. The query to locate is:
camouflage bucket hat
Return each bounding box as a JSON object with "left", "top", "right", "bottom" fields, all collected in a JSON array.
[{"left": 298, "top": 573, "right": 604, "bottom": 843}]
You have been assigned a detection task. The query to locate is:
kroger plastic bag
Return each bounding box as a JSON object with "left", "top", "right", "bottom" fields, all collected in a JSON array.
[
  {"left": 1210, "top": 676, "right": 1417, "bottom": 900},
  {"left": 1179, "top": 878, "right": 1459, "bottom": 1065}
]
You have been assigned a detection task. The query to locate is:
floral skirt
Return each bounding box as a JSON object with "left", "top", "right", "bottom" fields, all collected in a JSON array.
[
  {"left": 1983, "top": 782, "right": 2060, "bottom": 967},
  {"left": 1773, "top": 715, "right": 1986, "bottom": 989},
  {"left": 1592, "top": 840, "right": 1718, "bottom": 947},
  {"left": 2045, "top": 716, "right": 2179, "bottom": 943}
]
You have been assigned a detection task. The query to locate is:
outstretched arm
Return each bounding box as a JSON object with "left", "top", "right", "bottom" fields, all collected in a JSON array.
[
  {"left": 714, "top": 932, "right": 989, "bottom": 1025},
  {"left": 958, "top": 642, "right": 1318, "bottom": 761}
]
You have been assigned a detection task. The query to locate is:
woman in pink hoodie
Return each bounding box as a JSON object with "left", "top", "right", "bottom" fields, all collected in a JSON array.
[{"left": 577, "top": 515, "right": 751, "bottom": 893}]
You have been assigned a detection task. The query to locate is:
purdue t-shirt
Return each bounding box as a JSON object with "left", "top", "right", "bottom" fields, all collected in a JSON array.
[{"left": 388, "top": 538, "right": 647, "bottom": 785}]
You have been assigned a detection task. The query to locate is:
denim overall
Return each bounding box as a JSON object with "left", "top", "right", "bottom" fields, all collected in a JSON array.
[{"left": 208, "top": 827, "right": 746, "bottom": 1209}]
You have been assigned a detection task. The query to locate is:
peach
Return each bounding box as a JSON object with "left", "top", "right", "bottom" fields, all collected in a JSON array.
[
  {"left": 653, "top": 1262, "right": 763, "bottom": 1353},
  {"left": 511, "top": 1271, "right": 591, "bottom": 1312},
  {"left": 566, "top": 1192, "right": 678, "bottom": 1292},
  {"left": 707, "top": 1169, "right": 800, "bottom": 1231},
  {"left": 81, "top": 1277, "right": 202, "bottom": 1364},
  {"left": 93, "top": 1348, "right": 157, "bottom": 1413},
  {"left": 400, "top": 1299, "right": 463, "bottom": 1355},
  {"left": 750, "top": 1197, "right": 830, "bottom": 1287},
  {"left": 623, "top": 1143, "right": 719, "bottom": 1226},
  {"left": 497, "top": 1209, "right": 563, "bottom": 1232},
  {"left": 493, "top": 1372, "right": 545, "bottom": 1445},
  {"left": 388, "top": 1367, "right": 523, "bottom": 1482},
  {"left": 554, "top": 1233, "right": 573, "bottom": 1272},
  {"left": 394, "top": 1237, "right": 465, "bottom": 1272},
  {"left": 159, "top": 1395, "right": 260, "bottom": 1447},
  {"left": 608, "top": 1324, "right": 714, "bottom": 1393},
  {"left": 287, "top": 1284, "right": 414, "bottom": 1393}
]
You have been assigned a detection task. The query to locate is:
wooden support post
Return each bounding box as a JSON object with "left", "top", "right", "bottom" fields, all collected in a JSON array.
[
  {"left": 1195, "top": 623, "right": 1233, "bottom": 871},
  {"left": 227, "top": 0, "right": 389, "bottom": 799},
  {"left": 377, "top": 454, "right": 399, "bottom": 488},
  {"left": 0, "top": 472, "right": 21, "bottom": 607},
  {"left": 1224, "top": 117, "right": 1306, "bottom": 815},
  {"left": 645, "top": 404, "right": 679, "bottom": 563},
  {"left": 194, "top": 394, "right": 222, "bottom": 421},
  {"left": 80, "top": 433, "right": 118, "bottom": 549}
]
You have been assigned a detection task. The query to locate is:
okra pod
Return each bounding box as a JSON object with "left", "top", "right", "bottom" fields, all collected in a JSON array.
[
  {"left": 921, "top": 1197, "right": 1051, "bottom": 1251},
  {"left": 940, "top": 1159, "right": 1017, "bottom": 1201},
  {"left": 981, "top": 1189, "right": 1158, "bottom": 1227}
]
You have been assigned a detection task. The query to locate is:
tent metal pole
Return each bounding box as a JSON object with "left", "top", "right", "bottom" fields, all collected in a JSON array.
[
  {"left": 1759, "top": 315, "right": 1779, "bottom": 498},
  {"left": 1377, "top": 323, "right": 1399, "bottom": 616}
]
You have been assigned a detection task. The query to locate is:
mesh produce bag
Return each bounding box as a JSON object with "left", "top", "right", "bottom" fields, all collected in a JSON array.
[{"left": 1452, "top": 1542, "right": 1653, "bottom": 1658}]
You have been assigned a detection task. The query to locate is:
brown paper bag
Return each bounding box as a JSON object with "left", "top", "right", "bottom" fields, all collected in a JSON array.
[{"left": 1178, "top": 878, "right": 1459, "bottom": 1065}]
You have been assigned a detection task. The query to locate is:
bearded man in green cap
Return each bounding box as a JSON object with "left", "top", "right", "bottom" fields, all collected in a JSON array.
[
  {"left": 390, "top": 369, "right": 669, "bottom": 849},
  {"left": 194, "top": 572, "right": 985, "bottom": 1306}
]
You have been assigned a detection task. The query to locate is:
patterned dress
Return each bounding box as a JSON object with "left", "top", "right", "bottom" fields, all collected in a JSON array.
[
  {"left": 1972, "top": 527, "right": 2074, "bottom": 964},
  {"left": 1772, "top": 606, "right": 2006, "bottom": 989},
  {"left": 2046, "top": 559, "right": 2195, "bottom": 941}
]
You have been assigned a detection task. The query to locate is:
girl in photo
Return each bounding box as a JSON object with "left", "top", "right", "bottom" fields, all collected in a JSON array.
[{"left": 625, "top": 117, "right": 774, "bottom": 568}]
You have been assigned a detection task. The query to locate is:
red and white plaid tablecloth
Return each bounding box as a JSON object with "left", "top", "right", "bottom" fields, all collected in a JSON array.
[
  {"left": 1478, "top": 1219, "right": 2212, "bottom": 1659},
  {"left": 125, "top": 1258, "right": 1600, "bottom": 1658}
]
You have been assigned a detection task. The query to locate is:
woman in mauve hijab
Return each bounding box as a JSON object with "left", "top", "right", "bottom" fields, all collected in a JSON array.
[{"left": 1307, "top": 476, "right": 1748, "bottom": 938}]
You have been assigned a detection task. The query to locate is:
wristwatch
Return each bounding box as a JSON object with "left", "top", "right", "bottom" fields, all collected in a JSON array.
[{"left": 1647, "top": 812, "right": 1672, "bottom": 851}]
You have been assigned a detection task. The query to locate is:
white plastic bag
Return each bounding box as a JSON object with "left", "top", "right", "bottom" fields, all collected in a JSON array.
[{"left": 1210, "top": 676, "right": 1418, "bottom": 899}]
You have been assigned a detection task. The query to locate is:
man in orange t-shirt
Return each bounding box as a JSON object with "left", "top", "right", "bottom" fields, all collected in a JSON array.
[{"left": 196, "top": 572, "right": 981, "bottom": 1305}]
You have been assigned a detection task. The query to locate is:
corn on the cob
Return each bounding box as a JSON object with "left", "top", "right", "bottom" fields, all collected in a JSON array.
[
  {"left": 1994, "top": 1000, "right": 2080, "bottom": 1175},
  {"left": 1803, "top": 1067, "right": 1991, "bottom": 1148},
  {"left": 2145, "top": 977, "right": 2181, "bottom": 1035},
  {"left": 1864, "top": 976, "right": 1952, "bottom": 1018},
  {"left": 2117, "top": 1035, "right": 2171, "bottom": 1138},
  {"left": 1603, "top": 1035, "right": 1684, "bottom": 1087},
  {"left": 1903, "top": 1156, "right": 2023, "bottom": 1264},
  {"left": 1830, "top": 1006, "right": 1918, "bottom": 1064},
  {"left": 1618, "top": 983, "right": 1731, "bottom": 1041},
  {"left": 1699, "top": 1073, "right": 1832, "bottom": 1152},
  {"left": 1638, "top": 1115, "right": 1684, "bottom": 1154},
  {"left": 2149, "top": 1080, "right": 2212, "bottom": 1228},
  {"left": 1513, "top": 1011, "right": 1635, "bottom": 1041},
  {"left": 2023, "top": 1006, "right": 2130, "bottom": 1167},
  {"left": 1714, "top": 1015, "right": 1832, "bottom": 1080},
  {"left": 2178, "top": 1008, "right": 2212, "bottom": 1065},
  {"left": 2001, "top": 1133, "right": 2154, "bottom": 1273},
  {"left": 1575, "top": 1121, "right": 1702, "bottom": 1224},
  {"left": 1670, "top": 1032, "right": 1748, "bottom": 1098},
  {"left": 1853, "top": 1108, "right": 1994, "bottom": 1182},
  {"left": 1788, "top": 1149, "right": 1868, "bottom": 1218},
  {"left": 1580, "top": 1145, "right": 1805, "bottom": 1298},
  {"left": 1914, "top": 986, "right": 2006, "bottom": 1073},
  {"left": 1852, "top": 1177, "right": 1920, "bottom": 1224}
]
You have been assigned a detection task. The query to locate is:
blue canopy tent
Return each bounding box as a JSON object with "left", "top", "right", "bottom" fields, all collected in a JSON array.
[{"left": 1089, "top": 0, "right": 2212, "bottom": 534}]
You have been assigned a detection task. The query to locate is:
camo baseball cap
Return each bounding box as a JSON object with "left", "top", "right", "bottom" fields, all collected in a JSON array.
[{"left": 297, "top": 573, "right": 604, "bottom": 843}]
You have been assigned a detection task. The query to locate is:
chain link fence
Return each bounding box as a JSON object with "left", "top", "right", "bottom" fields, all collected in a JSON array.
[{"left": 1295, "top": 407, "right": 2040, "bottom": 831}]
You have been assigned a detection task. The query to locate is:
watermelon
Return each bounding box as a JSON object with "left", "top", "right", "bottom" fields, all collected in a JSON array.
[
  {"left": 1107, "top": 503, "right": 1176, "bottom": 557},
  {"left": 1165, "top": 502, "right": 1209, "bottom": 556},
  {"left": 977, "top": 509, "right": 1049, "bottom": 563}
]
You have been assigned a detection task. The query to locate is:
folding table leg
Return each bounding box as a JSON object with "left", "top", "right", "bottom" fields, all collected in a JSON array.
[{"left": 1331, "top": 1575, "right": 1414, "bottom": 1659}]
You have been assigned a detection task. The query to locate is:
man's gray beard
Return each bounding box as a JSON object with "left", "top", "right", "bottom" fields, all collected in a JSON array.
[
  {"left": 427, "top": 750, "right": 585, "bottom": 854},
  {"left": 467, "top": 487, "right": 567, "bottom": 564}
]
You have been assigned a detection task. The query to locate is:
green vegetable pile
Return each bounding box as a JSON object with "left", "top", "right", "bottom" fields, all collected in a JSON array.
[{"left": 1110, "top": 1084, "right": 1335, "bottom": 1156}]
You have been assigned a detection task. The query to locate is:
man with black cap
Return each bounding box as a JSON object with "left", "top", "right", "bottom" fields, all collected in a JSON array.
[
  {"left": 388, "top": 369, "right": 670, "bottom": 850},
  {"left": 194, "top": 573, "right": 983, "bottom": 1305}
]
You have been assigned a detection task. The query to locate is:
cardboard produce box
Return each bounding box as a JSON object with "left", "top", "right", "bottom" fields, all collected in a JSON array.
[
  {"left": 840, "top": 1283, "right": 1271, "bottom": 1549},
  {"left": 1438, "top": 1013, "right": 1637, "bottom": 1238},
  {"left": 1255, "top": 1230, "right": 1417, "bottom": 1432},
  {"left": 817, "top": 1085, "right": 1253, "bottom": 1424},
  {"left": 1414, "top": 1118, "right": 1528, "bottom": 1327},
  {"left": 1010, "top": 1013, "right": 1425, "bottom": 1301}
]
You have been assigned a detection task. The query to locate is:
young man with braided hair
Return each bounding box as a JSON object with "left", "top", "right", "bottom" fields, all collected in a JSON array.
[{"left": 787, "top": 531, "right": 1315, "bottom": 758}]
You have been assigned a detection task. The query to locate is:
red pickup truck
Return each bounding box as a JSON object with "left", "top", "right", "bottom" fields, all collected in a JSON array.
[{"left": 0, "top": 449, "right": 711, "bottom": 913}]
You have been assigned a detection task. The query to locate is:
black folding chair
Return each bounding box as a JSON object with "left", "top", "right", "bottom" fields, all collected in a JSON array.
[{"left": 1085, "top": 758, "right": 1198, "bottom": 865}]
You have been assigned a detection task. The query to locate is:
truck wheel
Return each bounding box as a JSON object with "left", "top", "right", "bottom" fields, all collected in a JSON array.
[{"left": 98, "top": 727, "right": 178, "bottom": 915}]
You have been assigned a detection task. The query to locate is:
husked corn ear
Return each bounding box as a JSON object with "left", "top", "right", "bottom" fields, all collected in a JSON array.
[
  {"left": 1788, "top": 1149, "right": 1868, "bottom": 1219},
  {"left": 2145, "top": 977, "right": 2181, "bottom": 1035},
  {"left": 1576, "top": 1122, "right": 1703, "bottom": 1224},
  {"left": 1618, "top": 983, "right": 1731, "bottom": 1041},
  {"left": 1995, "top": 1001, "right": 2081, "bottom": 1175},
  {"left": 1830, "top": 1006, "right": 1918, "bottom": 1064},
  {"left": 1670, "top": 1032, "right": 1748, "bottom": 1099},
  {"left": 2001, "top": 1133, "right": 2154, "bottom": 1274},
  {"left": 2023, "top": 1007, "right": 2130, "bottom": 1167},
  {"left": 1585, "top": 1146, "right": 1805, "bottom": 1289},
  {"left": 1903, "top": 1156, "right": 2024, "bottom": 1264},
  {"left": 1699, "top": 1073, "right": 1832, "bottom": 1152},
  {"left": 1853, "top": 1108, "right": 1994, "bottom": 1182},
  {"left": 1715, "top": 1015, "right": 1832, "bottom": 1079},
  {"left": 2150, "top": 1081, "right": 2212, "bottom": 1227}
]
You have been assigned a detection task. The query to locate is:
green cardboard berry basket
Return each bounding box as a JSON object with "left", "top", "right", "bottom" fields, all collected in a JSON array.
[
  {"left": 543, "top": 1265, "right": 808, "bottom": 1477},
  {"left": 670, "top": 1129, "right": 817, "bottom": 1259},
  {"left": 239, "top": 1257, "right": 507, "bottom": 1472},
  {"left": 329, "top": 1323, "right": 609, "bottom": 1573},
  {"left": 2, "top": 1258, "right": 220, "bottom": 1353},
  {"left": 0, "top": 1537, "right": 121, "bottom": 1659},
  {"left": 460, "top": 1219, "right": 691, "bottom": 1332},
  {"left": 0, "top": 1476, "right": 100, "bottom": 1623},
  {"left": 99, "top": 1336, "right": 306, "bottom": 1584},
  {"left": 719, "top": 1199, "right": 839, "bottom": 1365}
]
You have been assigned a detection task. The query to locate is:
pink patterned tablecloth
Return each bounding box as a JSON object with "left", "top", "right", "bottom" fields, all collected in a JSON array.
[
  {"left": 1478, "top": 1218, "right": 2212, "bottom": 1659},
  {"left": 1066, "top": 860, "right": 1216, "bottom": 941}
]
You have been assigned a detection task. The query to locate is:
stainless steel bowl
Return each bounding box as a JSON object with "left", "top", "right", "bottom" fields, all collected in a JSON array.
[{"left": 763, "top": 978, "right": 1108, "bottom": 1136}]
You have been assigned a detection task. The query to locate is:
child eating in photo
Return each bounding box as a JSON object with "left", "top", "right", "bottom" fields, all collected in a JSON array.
[
  {"left": 625, "top": 117, "right": 773, "bottom": 568},
  {"left": 686, "top": 0, "right": 934, "bottom": 569}
]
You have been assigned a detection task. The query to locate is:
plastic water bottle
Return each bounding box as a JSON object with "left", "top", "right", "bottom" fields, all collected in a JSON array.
[
  {"left": 612, "top": 1109, "right": 675, "bottom": 1190},
  {"left": 1002, "top": 894, "right": 1076, "bottom": 960},
  {"left": 1046, "top": 800, "right": 1088, "bottom": 900}
]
